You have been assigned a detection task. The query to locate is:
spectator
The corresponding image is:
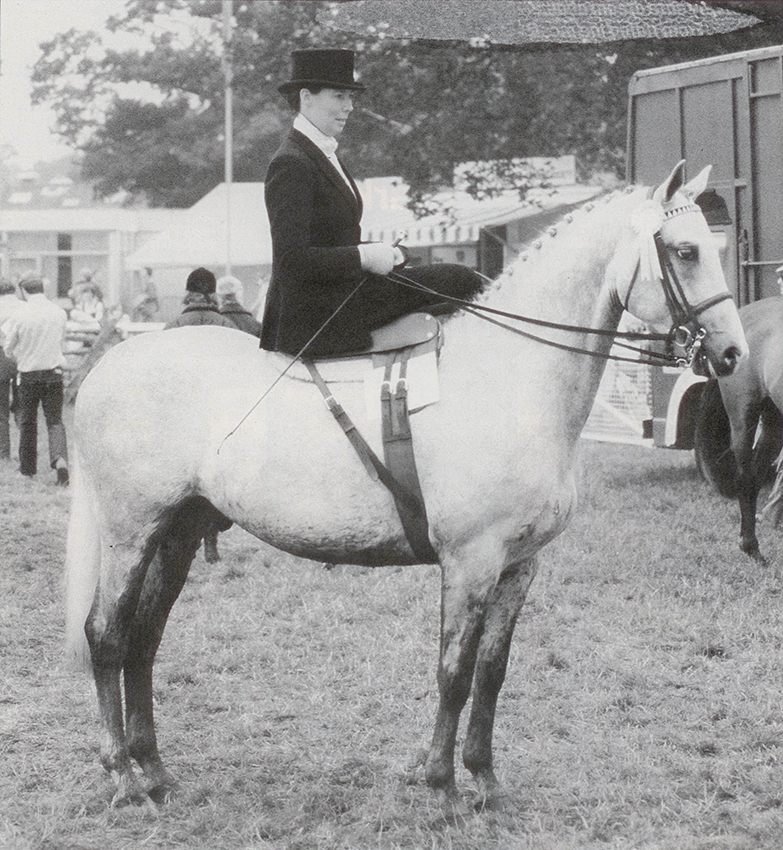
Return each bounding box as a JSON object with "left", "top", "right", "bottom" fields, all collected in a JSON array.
[
  {"left": 2, "top": 278, "right": 69, "bottom": 485},
  {"left": 0, "top": 279, "right": 24, "bottom": 459},
  {"left": 131, "top": 267, "right": 160, "bottom": 322},
  {"left": 70, "top": 283, "right": 105, "bottom": 324},
  {"left": 68, "top": 268, "right": 103, "bottom": 318},
  {"left": 164, "top": 267, "right": 237, "bottom": 330},
  {"left": 216, "top": 275, "right": 262, "bottom": 337}
]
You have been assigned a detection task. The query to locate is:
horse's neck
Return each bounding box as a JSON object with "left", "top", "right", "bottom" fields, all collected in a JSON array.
[
  {"left": 443, "top": 190, "right": 638, "bottom": 428},
  {"left": 469, "top": 190, "right": 636, "bottom": 349}
]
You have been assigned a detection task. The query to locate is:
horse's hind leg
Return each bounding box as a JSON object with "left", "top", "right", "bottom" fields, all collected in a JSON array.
[
  {"left": 462, "top": 556, "right": 537, "bottom": 804},
  {"left": 85, "top": 539, "right": 157, "bottom": 807},
  {"left": 124, "top": 498, "right": 224, "bottom": 799}
]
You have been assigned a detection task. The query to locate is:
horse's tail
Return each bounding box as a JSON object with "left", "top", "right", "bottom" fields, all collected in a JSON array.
[
  {"left": 694, "top": 378, "right": 738, "bottom": 497},
  {"left": 63, "top": 449, "right": 100, "bottom": 672}
]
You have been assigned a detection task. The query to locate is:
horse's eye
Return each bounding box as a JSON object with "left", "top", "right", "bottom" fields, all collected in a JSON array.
[{"left": 676, "top": 246, "right": 698, "bottom": 262}]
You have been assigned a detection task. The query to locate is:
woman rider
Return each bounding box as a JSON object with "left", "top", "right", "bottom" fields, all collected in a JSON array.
[{"left": 260, "top": 49, "right": 485, "bottom": 358}]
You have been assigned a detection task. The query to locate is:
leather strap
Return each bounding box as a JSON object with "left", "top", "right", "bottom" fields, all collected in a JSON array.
[
  {"left": 303, "top": 357, "right": 437, "bottom": 563},
  {"left": 380, "top": 351, "right": 439, "bottom": 564}
]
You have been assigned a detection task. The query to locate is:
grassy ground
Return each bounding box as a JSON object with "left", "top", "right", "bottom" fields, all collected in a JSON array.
[{"left": 1, "top": 423, "right": 781, "bottom": 850}]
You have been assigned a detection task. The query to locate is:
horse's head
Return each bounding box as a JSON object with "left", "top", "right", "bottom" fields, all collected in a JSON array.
[{"left": 613, "top": 161, "right": 747, "bottom": 377}]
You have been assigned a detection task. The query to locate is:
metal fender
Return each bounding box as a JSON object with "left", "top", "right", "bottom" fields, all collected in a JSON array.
[{"left": 663, "top": 367, "right": 707, "bottom": 448}]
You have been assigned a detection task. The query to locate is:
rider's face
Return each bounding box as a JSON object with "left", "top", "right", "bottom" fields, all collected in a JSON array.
[{"left": 300, "top": 88, "right": 354, "bottom": 138}]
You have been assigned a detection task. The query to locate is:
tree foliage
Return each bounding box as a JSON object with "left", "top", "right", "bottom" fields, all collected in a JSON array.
[{"left": 30, "top": 0, "right": 782, "bottom": 208}]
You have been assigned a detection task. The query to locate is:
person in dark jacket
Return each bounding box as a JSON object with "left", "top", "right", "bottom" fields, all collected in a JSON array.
[
  {"left": 217, "top": 275, "right": 262, "bottom": 337},
  {"left": 164, "top": 268, "right": 237, "bottom": 330},
  {"left": 260, "top": 49, "right": 484, "bottom": 358}
]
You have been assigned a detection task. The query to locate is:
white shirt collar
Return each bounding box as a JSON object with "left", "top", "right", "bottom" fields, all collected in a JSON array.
[{"left": 294, "top": 113, "right": 338, "bottom": 158}]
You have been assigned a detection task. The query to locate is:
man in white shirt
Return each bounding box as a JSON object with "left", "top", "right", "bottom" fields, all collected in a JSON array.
[
  {"left": 2, "top": 278, "right": 69, "bottom": 484},
  {"left": 0, "top": 279, "right": 24, "bottom": 458}
]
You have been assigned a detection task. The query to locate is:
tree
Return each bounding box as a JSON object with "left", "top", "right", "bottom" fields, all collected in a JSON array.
[{"left": 30, "top": 0, "right": 782, "bottom": 208}]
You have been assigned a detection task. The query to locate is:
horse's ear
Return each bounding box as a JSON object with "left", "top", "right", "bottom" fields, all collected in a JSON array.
[
  {"left": 652, "top": 160, "right": 687, "bottom": 205},
  {"left": 682, "top": 164, "right": 712, "bottom": 200}
]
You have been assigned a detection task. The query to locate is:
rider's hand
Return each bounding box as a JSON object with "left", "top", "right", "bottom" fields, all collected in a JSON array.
[
  {"left": 392, "top": 246, "right": 407, "bottom": 269},
  {"left": 358, "top": 242, "right": 396, "bottom": 275}
]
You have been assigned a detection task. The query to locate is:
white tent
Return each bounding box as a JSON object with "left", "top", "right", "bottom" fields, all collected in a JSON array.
[{"left": 127, "top": 182, "right": 272, "bottom": 269}]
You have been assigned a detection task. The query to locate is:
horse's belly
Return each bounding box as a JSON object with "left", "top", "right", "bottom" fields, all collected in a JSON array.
[{"left": 207, "top": 410, "right": 423, "bottom": 567}]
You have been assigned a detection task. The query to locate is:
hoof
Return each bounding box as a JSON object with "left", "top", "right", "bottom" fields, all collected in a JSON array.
[
  {"left": 471, "top": 769, "right": 504, "bottom": 811},
  {"left": 146, "top": 780, "right": 178, "bottom": 806},
  {"left": 140, "top": 761, "right": 179, "bottom": 804},
  {"left": 425, "top": 754, "right": 457, "bottom": 800},
  {"left": 110, "top": 774, "right": 159, "bottom": 814},
  {"left": 740, "top": 537, "right": 763, "bottom": 562}
]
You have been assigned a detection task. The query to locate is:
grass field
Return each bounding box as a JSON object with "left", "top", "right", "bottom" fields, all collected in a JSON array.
[{"left": 1, "top": 424, "right": 782, "bottom": 850}]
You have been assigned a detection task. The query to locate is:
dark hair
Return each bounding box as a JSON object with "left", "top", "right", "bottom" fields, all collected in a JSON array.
[
  {"left": 20, "top": 278, "right": 45, "bottom": 295},
  {"left": 0, "top": 279, "right": 16, "bottom": 296},
  {"left": 286, "top": 85, "right": 324, "bottom": 112}
]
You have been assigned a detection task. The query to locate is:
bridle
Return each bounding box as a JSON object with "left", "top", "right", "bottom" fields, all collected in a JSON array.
[
  {"left": 618, "top": 195, "right": 734, "bottom": 371},
  {"left": 387, "top": 195, "right": 733, "bottom": 372}
]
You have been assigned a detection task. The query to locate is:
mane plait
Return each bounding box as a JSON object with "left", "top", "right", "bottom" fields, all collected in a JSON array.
[{"left": 499, "top": 188, "right": 633, "bottom": 277}]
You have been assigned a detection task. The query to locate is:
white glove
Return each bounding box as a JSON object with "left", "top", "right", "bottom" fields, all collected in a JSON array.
[{"left": 358, "top": 242, "right": 402, "bottom": 275}]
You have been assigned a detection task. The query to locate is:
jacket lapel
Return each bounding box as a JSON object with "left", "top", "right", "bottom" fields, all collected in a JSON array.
[{"left": 289, "top": 130, "right": 362, "bottom": 215}]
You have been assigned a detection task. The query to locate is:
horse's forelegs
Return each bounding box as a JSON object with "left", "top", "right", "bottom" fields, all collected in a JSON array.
[
  {"left": 729, "top": 408, "right": 762, "bottom": 559},
  {"left": 124, "top": 505, "right": 207, "bottom": 798},
  {"left": 425, "top": 554, "right": 496, "bottom": 797},
  {"left": 463, "top": 557, "right": 537, "bottom": 803}
]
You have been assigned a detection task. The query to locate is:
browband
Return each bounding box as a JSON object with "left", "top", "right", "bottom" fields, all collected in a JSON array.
[{"left": 664, "top": 202, "right": 701, "bottom": 220}]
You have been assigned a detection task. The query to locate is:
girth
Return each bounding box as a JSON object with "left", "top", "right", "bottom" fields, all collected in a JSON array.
[{"left": 302, "top": 335, "right": 439, "bottom": 564}]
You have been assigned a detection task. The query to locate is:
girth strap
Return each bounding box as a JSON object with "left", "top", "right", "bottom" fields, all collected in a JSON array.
[
  {"left": 303, "top": 358, "right": 438, "bottom": 564},
  {"left": 380, "top": 350, "right": 439, "bottom": 563}
]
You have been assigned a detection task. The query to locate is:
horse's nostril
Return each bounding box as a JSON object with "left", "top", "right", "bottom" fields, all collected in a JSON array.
[{"left": 723, "top": 346, "right": 742, "bottom": 371}]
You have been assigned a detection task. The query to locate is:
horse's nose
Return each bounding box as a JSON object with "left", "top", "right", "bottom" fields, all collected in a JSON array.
[{"left": 715, "top": 344, "right": 744, "bottom": 377}]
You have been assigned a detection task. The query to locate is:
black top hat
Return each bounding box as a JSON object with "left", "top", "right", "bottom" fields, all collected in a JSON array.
[
  {"left": 186, "top": 267, "right": 217, "bottom": 294},
  {"left": 278, "top": 49, "right": 366, "bottom": 95}
]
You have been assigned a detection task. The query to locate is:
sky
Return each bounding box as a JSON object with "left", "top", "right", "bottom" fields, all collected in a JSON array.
[{"left": 0, "top": 0, "right": 127, "bottom": 165}]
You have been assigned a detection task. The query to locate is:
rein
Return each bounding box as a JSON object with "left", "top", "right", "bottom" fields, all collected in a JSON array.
[
  {"left": 387, "top": 272, "right": 674, "bottom": 365},
  {"left": 386, "top": 270, "right": 676, "bottom": 367},
  {"left": 388, "top": 195, "right": 732, "bottom": 370}
]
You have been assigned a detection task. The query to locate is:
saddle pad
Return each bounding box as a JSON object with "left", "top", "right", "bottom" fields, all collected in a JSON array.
[{"left": 267, "top": 344, "right": 440, "bottom": 419}]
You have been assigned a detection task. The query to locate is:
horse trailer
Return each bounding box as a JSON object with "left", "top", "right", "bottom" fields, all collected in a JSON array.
[{"left": 626, "top": 44, "right": 783, "bottom": 449}]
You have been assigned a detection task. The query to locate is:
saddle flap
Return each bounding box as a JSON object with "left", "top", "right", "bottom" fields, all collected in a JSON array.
[{"left": 369, "top": 312, "right": 440, "bottom": 353}]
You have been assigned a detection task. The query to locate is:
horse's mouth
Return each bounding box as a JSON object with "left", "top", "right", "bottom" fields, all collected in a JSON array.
[{"left": 700, "top": 345, "right": 746, "bottom": 378}]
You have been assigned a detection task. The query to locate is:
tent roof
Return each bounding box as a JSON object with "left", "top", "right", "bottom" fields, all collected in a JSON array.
[
  {"left": 127, "top": 182, "right": 272, "bottom": 269},
  {"left": 359, "top": 176, "right": 601, "bottom": 246}
]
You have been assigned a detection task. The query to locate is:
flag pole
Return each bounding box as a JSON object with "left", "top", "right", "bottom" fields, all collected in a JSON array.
[{"left": 222, "top": 0, "right": 233, "bottom": 276}]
